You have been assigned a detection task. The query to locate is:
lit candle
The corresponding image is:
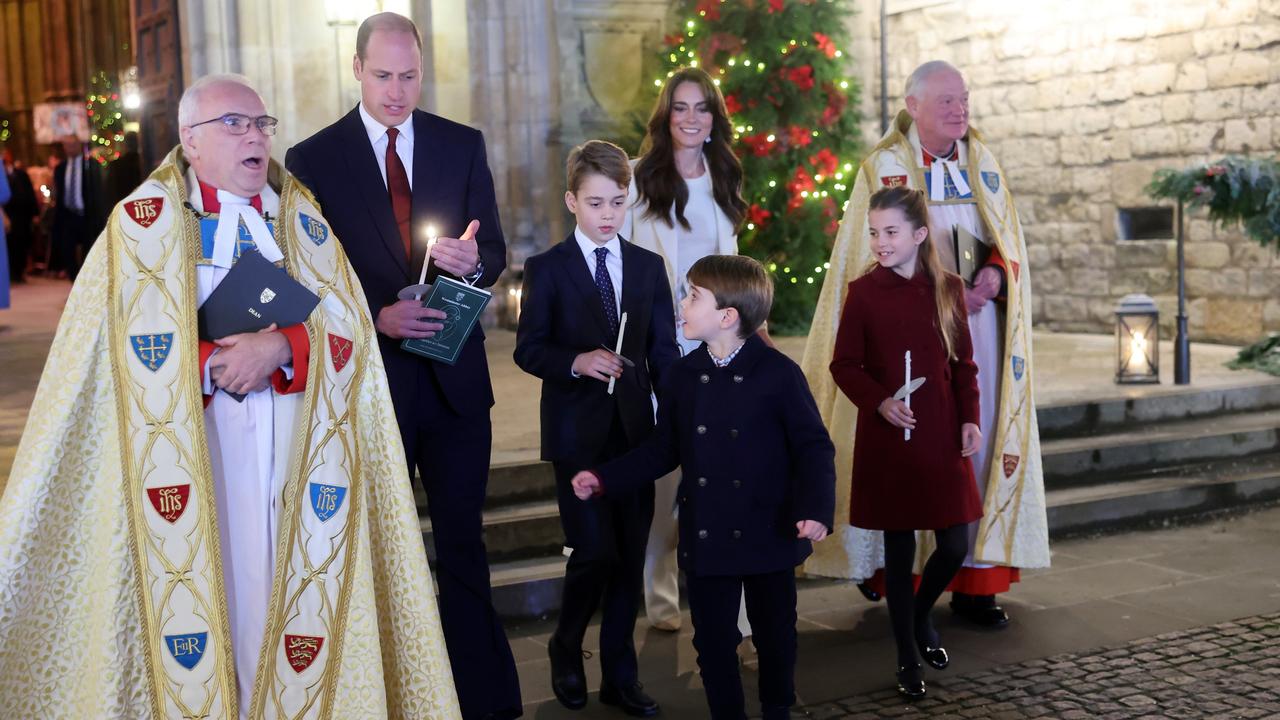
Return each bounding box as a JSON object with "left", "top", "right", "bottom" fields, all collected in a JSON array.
[{"left": 418, "top": 224, "right": 438, "bottom": 288}]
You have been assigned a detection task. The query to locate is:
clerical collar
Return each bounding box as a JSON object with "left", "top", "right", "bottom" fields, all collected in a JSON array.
[
  {"left": 921, "top": 143, "right": 959, "bottom": 166},
  {"left": 198, "top": 180, "right": 262, "bottom": 214},
  {"left": 707, "top": 341, "right": 745, "bottom": 368}
]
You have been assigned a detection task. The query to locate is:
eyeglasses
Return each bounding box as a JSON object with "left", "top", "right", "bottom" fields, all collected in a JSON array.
[{"left": 187, "top": 113, "right": 279, "bottom": 136}]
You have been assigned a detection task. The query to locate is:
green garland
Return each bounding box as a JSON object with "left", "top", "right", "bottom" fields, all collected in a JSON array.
[
  {"left": 1146, "top": 155, "right": 1280, "bottom": 249},
  {"left": 654, "top": 0, "right": 864, "bottom": 333}
]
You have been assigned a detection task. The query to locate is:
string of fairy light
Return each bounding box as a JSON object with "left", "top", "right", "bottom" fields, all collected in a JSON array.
[
  {"left": 85, "top": 70, "right": 126, "bottom": 164},
  {"left": 654, "top": 3, "right": 858, "bottom": 289}
]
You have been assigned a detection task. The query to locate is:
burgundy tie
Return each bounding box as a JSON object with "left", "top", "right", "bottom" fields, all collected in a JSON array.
[{"left": 385, "top": 127, "right": 412, "bottom": 260}]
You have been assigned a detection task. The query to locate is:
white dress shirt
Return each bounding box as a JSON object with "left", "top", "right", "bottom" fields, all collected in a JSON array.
[
  {"left": 359, "top": 102, "right": 415, "bottom": 190},
  {"left": 574, "top": 226, "right": 623, "bottom": 318}
]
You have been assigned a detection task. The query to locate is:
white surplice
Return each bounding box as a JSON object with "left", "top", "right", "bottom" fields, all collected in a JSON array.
[{"left": 188, "top": 168, "right": 300, "bottom": 716}]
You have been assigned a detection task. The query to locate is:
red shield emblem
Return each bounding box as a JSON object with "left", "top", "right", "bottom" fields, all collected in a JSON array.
[
  {"left": 328, "top": 333, "right": 353, "bottom": 373},
  {"left": 125, "top": 197, "right": 164, "bottom": 228},
  {"left": 1010, "top": 261, "right": 1021, "bottom": 284},
  {"left": 1002, "top": 453, "right": 1020, "bottom": 478},
  {"left": 880, "top": 175, "right": 908, "bottom": 188},
  {"left": 146, "top": 484, "right": 191, "bottom": 523},
  {"left": 284, "top": 634, "right": 324, "bottom": 673}
]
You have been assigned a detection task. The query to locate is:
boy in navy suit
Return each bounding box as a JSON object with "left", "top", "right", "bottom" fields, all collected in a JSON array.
[
  {"left": 514, "top": 140, "right": 679, "bottom": 717},
  {"left": 573, "top": 255, "right": 836, "bottom": 720}
]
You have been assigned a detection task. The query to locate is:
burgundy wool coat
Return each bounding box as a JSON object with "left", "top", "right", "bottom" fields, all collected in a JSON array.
[{"left": 829, "top": 264, "right": 984, "bottom": 531}]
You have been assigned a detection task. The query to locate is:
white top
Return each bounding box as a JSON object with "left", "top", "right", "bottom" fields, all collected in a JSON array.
[
  {"left": 574, "top": 226, "right": 623, "bottom": 318},
  {"left": 674, "top": 172, "right": 719, "bottom": 354},
  {"left": 359, "top": 102, "right": 415, "bottom": 190}
]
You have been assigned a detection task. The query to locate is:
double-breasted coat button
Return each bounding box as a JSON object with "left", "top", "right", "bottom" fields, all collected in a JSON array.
[
  {"left": 696, "top": 425, "right": 707, "bottom": 435},
  {"left": 733, "top": 374, "right": 743, "bottom": 383},
  {"left": 700, "top": 373, "right": 710, "bottom": 383},
  {"left": 732, "top": 479, "right": 741, "bottom": 489},
  {"left": 697, "top": 477, "right": 708, "bottom": 487},
  {"left": 681, "top": 551, "right": 688, "bottom": 558},
  {"left": 732, "top": 529, "right": 742, "bottom": 539},
  {"left": 680, "top": 495, "right": 687, "bottom": 504},
  {"left": 729, "top": 428, "right": 739, "bottom": 439},
  {"left": 697, "top": 529, "right": 708, "bottom": 539}
]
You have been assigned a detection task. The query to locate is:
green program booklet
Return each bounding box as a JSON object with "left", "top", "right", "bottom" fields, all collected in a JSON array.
[{"left": 400, "top": 276, "right": 491, "bottom": 365}]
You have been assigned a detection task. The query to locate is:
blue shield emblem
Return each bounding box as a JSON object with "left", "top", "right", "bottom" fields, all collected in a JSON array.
[
  {"left": 198, "top": 218, "right": 275, "bottom": 263},
  {"left": 982, "top": 171, "right": 1000, "bottom": 194},
  {"left": 300, "top": 213, "right": 329, "bottom": 246},
  {"left": 309, "top": 482, "right": 347, "bottom": 522},
  {"left": 1011, "top": 355, "right": 1025, "bottom": 381},
  {"left": 922, "top": 169, "right": 973, "bottom": 200},
  {"left": 165, "top": 632, "right": 208, "bottom": 670},
  {"left": 130, "top": 333, "right": 174, "bottom": 372}
]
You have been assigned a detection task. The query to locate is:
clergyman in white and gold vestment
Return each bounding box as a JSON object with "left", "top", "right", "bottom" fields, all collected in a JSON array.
[
  {"left": 802, "top": 61, "right": 1050, "bottom": 626},
  {"left": 0, "top": 74, "right": 460, "bottom": 719}
]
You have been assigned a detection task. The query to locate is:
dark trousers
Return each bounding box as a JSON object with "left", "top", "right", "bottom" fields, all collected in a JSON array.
[
  {"left": 52, "top": 211, "right": 86, "bottom": 278},
  {"left": 551, "top": 415, "right": 655, "bottom": 687},
  {"left": 687, "top": 569, "right": 798, "bottom": 720},
  {"left": 403, "top": 367, "right": 521, "bottom": 719}
]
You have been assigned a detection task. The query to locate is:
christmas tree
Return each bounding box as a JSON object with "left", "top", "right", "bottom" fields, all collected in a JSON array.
[
  {"left": 656, "top": 0, "right": 862, "bottom": 332},
  {"left": 86, "top": 69, "right": 126, "bottom": 164}
]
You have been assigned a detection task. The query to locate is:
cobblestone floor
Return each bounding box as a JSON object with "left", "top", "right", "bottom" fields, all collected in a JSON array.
[{"left": 806, "top": 612, "right": 1280, "bottom": 719}]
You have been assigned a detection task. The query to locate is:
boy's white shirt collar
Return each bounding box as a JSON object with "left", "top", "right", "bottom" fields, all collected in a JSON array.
[
  {"left": 573, "top": 226, "right": 622, "bottom": 259},
  {"left": 359, "top": 101, "right": 415, "bottom": 145}
]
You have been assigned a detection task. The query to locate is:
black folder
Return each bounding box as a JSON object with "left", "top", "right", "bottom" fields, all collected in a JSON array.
[{"left": 198, "top": 249, "right": 320, "bottom": 400}]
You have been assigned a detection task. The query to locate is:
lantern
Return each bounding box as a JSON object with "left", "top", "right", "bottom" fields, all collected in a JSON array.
[{"left": 1115, "top": 294, "right": 1159, "bottom": 384}]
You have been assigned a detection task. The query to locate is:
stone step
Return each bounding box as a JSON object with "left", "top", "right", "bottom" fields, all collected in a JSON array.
[
  {"left": 482, "top": 453, "right": 1280, "bottom": 619},
  {"left": 1046, "top": 453, "right": 1280, "bottom": 538},
  {"left": 419, "top": 499, "right": 563, "bottom": 565},
  {"left": 1038, "top": 380, "right": 1280, "bottom": 440},
  {"left": 1042, "top": 408, "right": 1280, "bottom": 486}
]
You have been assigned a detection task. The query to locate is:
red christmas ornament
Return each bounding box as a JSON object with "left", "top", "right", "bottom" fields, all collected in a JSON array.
[
  {"left": 747, "top": 203, "right": 772, "bottom": 227},
  {"left": 808, "top": 148, "right": 839, "bottom": 177},
  {"left": 786, "top": 65, "right": 815, "bottom": 92},
  {"left": 724, "top": 94, "right": 743, "bottom": 116},
  {"left": 787, "top": 125, "right": 812, "bottom": 148},
  {"left": 740, "top": 133, "right": 775, "bottom": 158},
  {"left": 664, "top": 33, "right": 686, "bottom": 47},
  {"left": 696, "top": 0, "right": 722, "bottom": 20},
  {"left": 768, "top": 0, "right": 785, "bottom": 13},
  {"left": 813, "top": 32, "right": 837, "bottom": 59}
]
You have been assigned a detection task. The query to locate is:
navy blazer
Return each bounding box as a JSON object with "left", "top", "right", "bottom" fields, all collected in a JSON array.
[
  {"left": 514, "top": 233, "right": 680, "bottom": 463},
  {"left": 285, "top": 107, "right": 505, "bottom": 416},
  {"left": 596, "top": 335, "right": 837, "bottom": 577}
]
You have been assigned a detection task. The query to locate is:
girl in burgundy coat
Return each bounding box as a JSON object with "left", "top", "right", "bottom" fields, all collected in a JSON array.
[{"left": 829, "top": 186, "right": 983, "bottom": 701}]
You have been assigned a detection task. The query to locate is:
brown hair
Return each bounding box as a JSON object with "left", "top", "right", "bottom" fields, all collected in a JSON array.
[
  {"left": 866, "top": 186, "right": 965, "bottom": 360},
  {"left": 566, "top": 140, "right": 632, "bottom": 194},
  {"left": 687, "top": 255, "right": 774, "bottom": 338},
  {"left": 634, "top": 67, "right": 748, "bottom": 231},
  {"left": 356, "top": 12, "right": 423, "bottom": 61}
]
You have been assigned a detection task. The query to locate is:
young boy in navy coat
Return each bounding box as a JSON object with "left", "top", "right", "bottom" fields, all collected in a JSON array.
[
  {"left": 573, "top": 255, "right": 836, "bottom": 720},
  {"left": 514, "top": 140, "right": 679, "bottom": 717}
]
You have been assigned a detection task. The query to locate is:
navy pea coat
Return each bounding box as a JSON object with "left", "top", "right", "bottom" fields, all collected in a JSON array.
[{"left": 597, "top": 334, "right": 836, "bottom": 577}]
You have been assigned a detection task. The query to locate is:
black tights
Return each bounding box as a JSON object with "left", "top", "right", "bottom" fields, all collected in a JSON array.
[{"left": 883, "top": 524, "right": 969, "bottom": 668}]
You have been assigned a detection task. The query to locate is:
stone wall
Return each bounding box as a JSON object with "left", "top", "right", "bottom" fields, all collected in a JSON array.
[{"left": 847, "top": 0, "right": 1280, "bottom": 344}]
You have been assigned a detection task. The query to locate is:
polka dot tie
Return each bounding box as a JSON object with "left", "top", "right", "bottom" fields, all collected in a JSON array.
[{"left": 594, "top": 247, "right": 619, "bottom": 337}]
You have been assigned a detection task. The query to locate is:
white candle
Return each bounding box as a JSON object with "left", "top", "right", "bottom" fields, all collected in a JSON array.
[
  {"left": 418, "top": 224, "right": 437, "bottom": 287},
  {"left": 607, "top": 311, "right": 628, "bottom": 396},
  {"left": 904, "top": 350, "right": 913, "bottom": 442}
]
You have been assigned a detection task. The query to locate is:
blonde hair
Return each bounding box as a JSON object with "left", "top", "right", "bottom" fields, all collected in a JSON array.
[{"left": 865, "top": 186, "right": 965, "bottom": 360}]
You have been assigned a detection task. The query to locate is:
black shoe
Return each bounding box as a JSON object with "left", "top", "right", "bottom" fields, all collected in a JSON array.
[
  {"left": 548, "top": 639, "right": 588, "bottom": 710},
  {"left": 895, "top": 663, "right": 926, "bottom": 701},
  {"left": 599, "top": 681, "right": 660, "bottom": 717},
  {"left": 914, "top": 619, "right": 949, "bottom": 670},
  {"left": 855, "top": 581, "right": 882, "bottom": 602},
  {"left": 950, "top": 593, "right": 1010, "bottom": 628},
  {"left": 918, "top": 643, "right": 949, "bottom": 670}
]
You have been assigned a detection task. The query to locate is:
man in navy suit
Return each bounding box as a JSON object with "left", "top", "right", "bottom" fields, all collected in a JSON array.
[
  {"left": 285, "top": 12, "right": 519, "bottom": 720},
  {"left": 515, "top": 140, "right": 679, "bottom": 717}
]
